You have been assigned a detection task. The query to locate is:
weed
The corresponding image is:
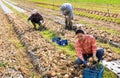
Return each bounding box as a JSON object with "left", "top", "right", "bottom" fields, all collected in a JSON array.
[{"left": 0, "top": 61, "right": 7, "bottom": 67}]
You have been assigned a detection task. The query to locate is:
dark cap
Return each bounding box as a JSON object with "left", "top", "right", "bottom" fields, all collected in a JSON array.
[{"left": 75, "top": 29, "right": 85, "bottom": 35}]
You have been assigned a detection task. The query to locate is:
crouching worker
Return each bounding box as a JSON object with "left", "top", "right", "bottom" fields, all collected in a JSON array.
[
  {"left": 60, "top": 3, "right": 73, "bottom": 30},
  {"left": 28, "top": 9, "right": 44, "bottom": 30},
  {"left": 75, "top": 29, "right": 104, "bottom": 67}
]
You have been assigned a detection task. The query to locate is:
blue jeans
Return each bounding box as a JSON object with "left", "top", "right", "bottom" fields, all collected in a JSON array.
[{"left": 76, "top": 48, "right": 104, "bottom": 65}]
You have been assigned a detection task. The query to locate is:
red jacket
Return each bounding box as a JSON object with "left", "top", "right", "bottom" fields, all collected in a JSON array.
[{"left": 75, "top": 35, "right": 97, "bottom": 60}]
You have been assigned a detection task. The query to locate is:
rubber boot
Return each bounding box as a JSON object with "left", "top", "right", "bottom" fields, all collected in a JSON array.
[
  {"left": 65, "top": 16, "right": 69, "bottom": 29},
  {"left": 69, "top": 21, "right": 73, "bottom": 30},
  {"left": 33, "top": 23, "right": 37, "bottom": 30}
]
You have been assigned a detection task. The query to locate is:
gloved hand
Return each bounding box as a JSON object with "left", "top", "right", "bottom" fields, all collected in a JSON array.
[
  {"left": 40, "top": 20, "right": 45, "bottom": 26},
  {"left": 83, "top": 60, "right": 87, "bottom": 66},
  {"left": 93, "top": 56, "right": 98, "bottom": 62}
]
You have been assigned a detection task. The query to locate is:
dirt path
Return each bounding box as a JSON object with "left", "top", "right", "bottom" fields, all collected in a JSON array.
[{"left": 0, "top": 9, "right": 40, "bottom": 78}]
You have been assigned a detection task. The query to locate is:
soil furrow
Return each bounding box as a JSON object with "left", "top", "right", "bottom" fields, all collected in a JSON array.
[{"left": 0, "top": 9, "right": 38, "bottom": 78}]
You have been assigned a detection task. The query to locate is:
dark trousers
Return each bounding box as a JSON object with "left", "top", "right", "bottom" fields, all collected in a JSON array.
[
  {"left": 76, "top": 48, "right": 104, "bottom": 65},
  {"left": 31, "top": 21, "right": 41, "bottom": 29},
  {"left": 65, "top": 15, "right": 73, "bottom": 30}
]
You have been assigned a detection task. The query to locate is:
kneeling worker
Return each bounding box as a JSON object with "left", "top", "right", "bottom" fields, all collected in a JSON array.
[{"left": 75, "top": 29, "right": 104, "bottom": 66}]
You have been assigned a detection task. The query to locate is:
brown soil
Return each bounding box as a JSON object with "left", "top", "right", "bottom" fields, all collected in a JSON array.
[
  {"left": 0, "top": 9, "right": 41, "bottom": 77},
  {"left": 5, "top": 11, "right": 84, "bottom": 77},
  {"left": 1, "top": 0, "right": 120, "bottom": 77}
]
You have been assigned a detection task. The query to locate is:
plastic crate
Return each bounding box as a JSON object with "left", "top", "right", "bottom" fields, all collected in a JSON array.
[
  {"left": 57, "top": 40, "right": 68, "bottom": 46},
  {"left": 52, "top": 37, "right": 68, "bottom": 46},
  {"left": 52, "top": 37, "right": 61, "bottom": 42},
  {"left": 83, "top": 65, "right": 104, "bottom": 78},
  {"left": 61, "top": 40, "right": 68, "bottom": 46}
]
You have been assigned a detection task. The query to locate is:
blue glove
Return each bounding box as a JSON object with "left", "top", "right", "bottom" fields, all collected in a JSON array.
[{"left": 83, "top": 61, "right": 87, "bottom": 66}]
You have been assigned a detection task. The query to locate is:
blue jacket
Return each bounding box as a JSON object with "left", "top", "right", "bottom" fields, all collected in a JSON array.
[{"left": 60, "top": 3, "right": 73, "bottom": 18}]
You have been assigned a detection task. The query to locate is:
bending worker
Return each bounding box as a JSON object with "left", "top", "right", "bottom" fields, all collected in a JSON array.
[
  {"left": 60, "top": 3, "right": 74, "bottom": 30},
  {"left": 28, "top": 9, "right": 44, "bottom": 30}
]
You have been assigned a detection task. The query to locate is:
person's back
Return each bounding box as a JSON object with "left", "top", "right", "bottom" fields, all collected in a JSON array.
[
  {"left": 61, "top": 3, "right": 73, "bottom": 15},
  {"left": 29, "top": 13, "right": 43, "bottom": 23}
]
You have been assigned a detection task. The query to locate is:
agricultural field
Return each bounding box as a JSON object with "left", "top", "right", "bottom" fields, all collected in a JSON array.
[
  {"left": 28, "top": 0, "right": 120, "bottom": 15},
  {"left": 28, "top": 0, "right": 120, "bottom": 24},
  {"left": 0, "top": 0, "right": 120, "bottom": 78}
]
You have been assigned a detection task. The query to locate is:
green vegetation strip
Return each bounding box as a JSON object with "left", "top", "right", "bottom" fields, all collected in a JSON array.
[
  {"left": 5, "top": 3, "right": 118, "bottom": 78},
  {"left": 40, "top": 29, "right": 76, "bottom": 59},
  {"left": 75, "top": 11, "right": 120, "bottom": 24},
  {"left": 28, "top": 0, "right": 120, "bottom": 14},
  {"left": 29, "top": 0, "right": 120, "bottom": 4}
]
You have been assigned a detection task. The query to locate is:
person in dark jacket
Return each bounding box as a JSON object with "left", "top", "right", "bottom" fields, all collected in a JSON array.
[
  {"left": 28, "top": 9, "right": 44, "bottom": 30},
  {"left": 60, "top": 3, "right": 73, "bottom": 30}
]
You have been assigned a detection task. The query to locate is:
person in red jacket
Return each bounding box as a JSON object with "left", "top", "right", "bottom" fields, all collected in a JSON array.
[
  {"left": 28, "top": 9, "right": 44, "bottom": 30},
  {"left": 75, "top": 29, "right": 104, "bottom": 66}
]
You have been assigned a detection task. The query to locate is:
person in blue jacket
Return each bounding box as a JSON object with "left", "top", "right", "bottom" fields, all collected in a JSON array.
[{"left": 60, "top": 3, "right": 74, "bottom": 30}]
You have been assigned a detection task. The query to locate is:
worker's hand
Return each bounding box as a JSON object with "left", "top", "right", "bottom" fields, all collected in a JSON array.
[
  {"left": 40, "top": 20, "right": 43, "bottom": 23},
  {"left": 40, "top": 20, "right": 45, "bottom": 25},
  {"left": 87, "top": 62, "right": 91, "bottom": 66},
  {"left": 89, "top": 57, "right": 94, "bottom": 63},
  {"left": 93, "top": 56, "right": 98, "bottom": 62}
]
